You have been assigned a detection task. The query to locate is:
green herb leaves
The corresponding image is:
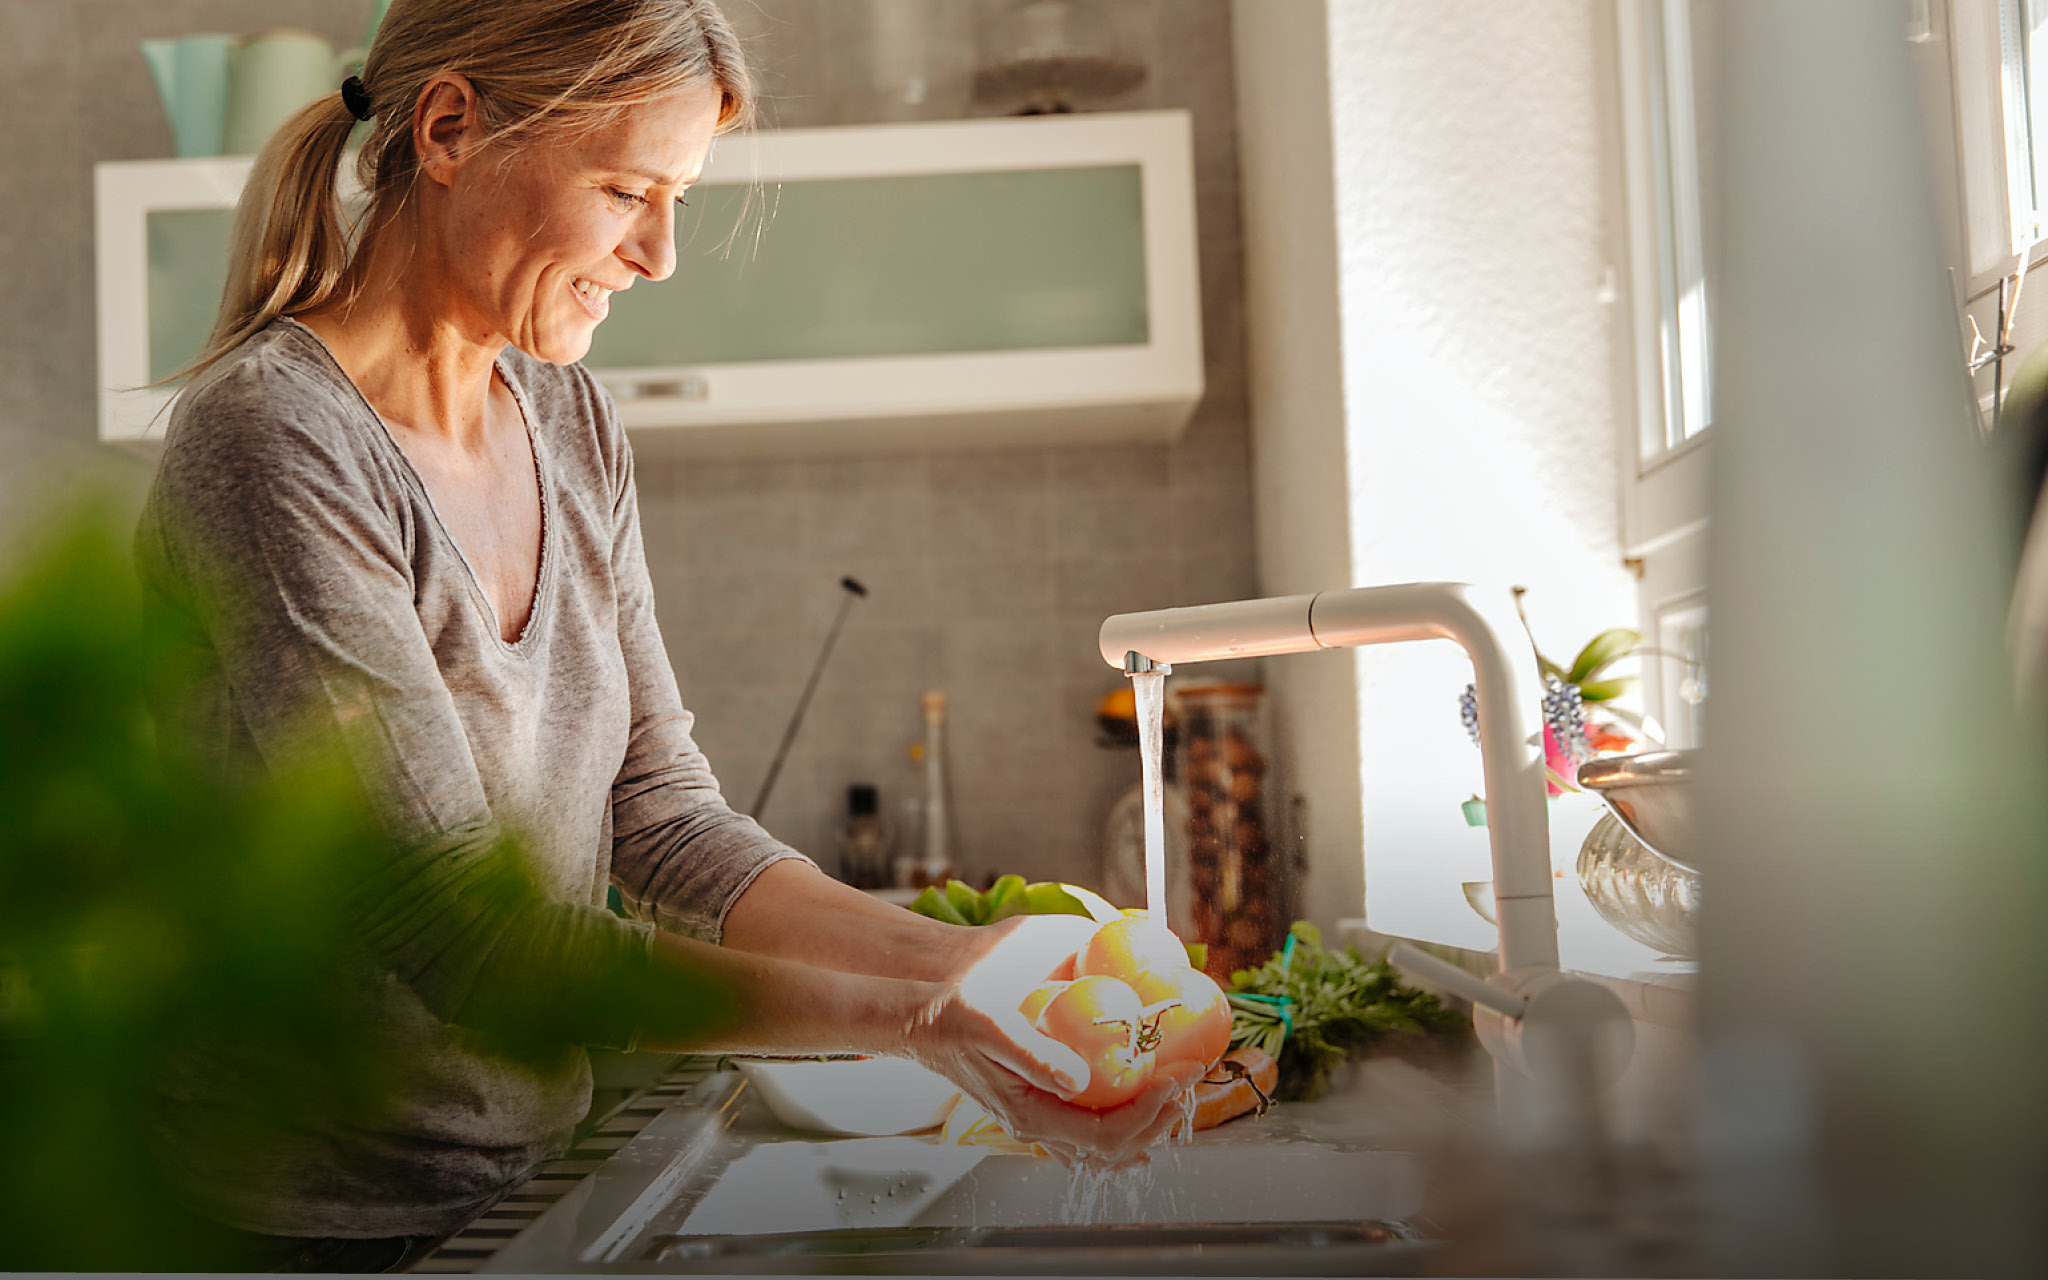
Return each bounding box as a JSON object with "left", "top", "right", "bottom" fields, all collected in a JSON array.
[{"left": 1227, "top": 922, "right": 1466, "bottom": 1100}]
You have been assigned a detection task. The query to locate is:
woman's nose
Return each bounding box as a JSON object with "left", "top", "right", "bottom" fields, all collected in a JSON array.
[{"left": 621, "top": 203, "right": 677, "bottom": 283}]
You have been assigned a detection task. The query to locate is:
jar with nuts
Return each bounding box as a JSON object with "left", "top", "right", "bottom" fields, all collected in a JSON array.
[{"left": 1174, "top": 682, "right": 1286, "bottom": 979}]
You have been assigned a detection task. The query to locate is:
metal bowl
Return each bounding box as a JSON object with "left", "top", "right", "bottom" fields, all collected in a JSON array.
[{"left": 1573, "top": 750, "right": 1699, "bottom": 873}]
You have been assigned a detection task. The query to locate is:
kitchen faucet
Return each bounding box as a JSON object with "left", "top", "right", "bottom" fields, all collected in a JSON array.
[{"left": 1101, "top": 582, "right": 1634, "bottom": 1137}]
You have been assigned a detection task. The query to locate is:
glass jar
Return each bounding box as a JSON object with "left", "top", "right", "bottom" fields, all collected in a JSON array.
[
  {"left": 1174, "top": 683, "right": 1285, "bottom": 977},
  {"left": 1575, "top": 812, "right": 1701, "bottom": 957}
]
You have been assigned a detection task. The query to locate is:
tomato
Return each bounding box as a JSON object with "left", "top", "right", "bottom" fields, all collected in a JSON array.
[
  {"left": 1129, "top": 964, "right": 1231, "bottom": 1072},
  {"left": 1017, "top": 979, "right": 1069, "bottom": 1025},
  {"left": 1032, "top": 974, "right": 1155, "bottom": 1110},
  {"left": 1074, "top": 915, "right": 1189, "bottom": 985}
]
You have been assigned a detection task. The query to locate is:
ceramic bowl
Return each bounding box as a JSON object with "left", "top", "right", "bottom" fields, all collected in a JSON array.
[{"left": 734, "top": 1056, "right": 960, "bottom": 1137}]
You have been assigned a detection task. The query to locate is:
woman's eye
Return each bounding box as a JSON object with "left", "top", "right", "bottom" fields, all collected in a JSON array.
[
  {"left": 607, "top": 188, "right": 647, "bottom": 207},
  {"left": 676, "top": 194, "right": 691, "bottom": 209}
]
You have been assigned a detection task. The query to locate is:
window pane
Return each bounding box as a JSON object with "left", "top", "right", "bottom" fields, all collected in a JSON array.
[{"left": 1652, "top": 0, "right": 1717, "bottom": 455}]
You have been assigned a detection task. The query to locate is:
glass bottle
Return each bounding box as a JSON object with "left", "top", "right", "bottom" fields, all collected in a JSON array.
[{"left": 893, "top": 692, "right": 956, "bottom": 889}]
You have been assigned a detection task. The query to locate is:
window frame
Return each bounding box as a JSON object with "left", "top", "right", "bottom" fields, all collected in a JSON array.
[{"left": 1612, "top": 0, "right": 1714, "bottom": 745}]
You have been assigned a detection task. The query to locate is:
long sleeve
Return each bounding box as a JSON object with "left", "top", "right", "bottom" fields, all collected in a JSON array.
[{"left": 596, "top": 403, "right": 813, "bottom": 940}]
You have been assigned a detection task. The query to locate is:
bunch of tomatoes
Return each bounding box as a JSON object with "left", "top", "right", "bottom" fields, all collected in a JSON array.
[{"left": 1020, "top": 916, "right": 1234, "bottom": 1110}]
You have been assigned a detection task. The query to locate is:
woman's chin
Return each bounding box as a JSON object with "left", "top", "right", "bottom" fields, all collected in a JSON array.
[{"left": 522, "top": 326, "right": 598, "bottom": 367}]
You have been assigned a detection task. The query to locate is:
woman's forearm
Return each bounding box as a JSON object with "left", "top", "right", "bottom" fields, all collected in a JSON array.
[
  {"left": 632, "top": 926, "right": 940, "bottom": 1056},
  {"left": 719, "top": 859, "right": 986, "bottom": 983}
]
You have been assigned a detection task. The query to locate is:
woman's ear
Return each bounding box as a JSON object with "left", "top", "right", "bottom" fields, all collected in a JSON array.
[{"left": 413, "top": 74, "right": 481, "bottom": 188}]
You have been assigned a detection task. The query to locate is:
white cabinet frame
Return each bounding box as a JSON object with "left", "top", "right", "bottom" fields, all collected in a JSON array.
[{"left": 94, "top": 111, "right": 1204, "bottom": 457}]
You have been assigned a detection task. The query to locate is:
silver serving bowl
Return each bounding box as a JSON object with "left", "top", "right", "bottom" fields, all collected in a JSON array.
[{"left": 1574, "top": 750, "right": 1699, "bottom": 873}]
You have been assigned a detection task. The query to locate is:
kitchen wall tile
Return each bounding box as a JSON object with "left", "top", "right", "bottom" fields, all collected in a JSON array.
[
  {"left": 937, "top": 615, "right": 1058, "bottom": 683},
  {"left": 1050, "top": 488, "right": 1175, "bottom": 564},
  {"left": 929, "top": 450, "right": 1052, "bottom": 493},
  {"left": 675, "top": 560, "right": 814, "bottom": 637},
  {"left": 1055, "top": 554, "right": 1181, "bottom": 622},
  {"left": 674, "top": 486, "right": 808, "bottom": 565},
  {"left": 1049, "top": 442, "right": 1172, "bottom": 492},
  {"left": 1175, "top": 535, "right": 1261, "bottom": 607},
  {"left": 928, "top": 486, "right": 1051, "bottom": 563},
  {"left": 803, "top": 482, "right": 930, "bottom": 562},
  {"left": 677, "top": 456, "right": 806, "bottom": 497},
  {"left": 929, "top": 557, "right": 1053, "bottom": 619}
]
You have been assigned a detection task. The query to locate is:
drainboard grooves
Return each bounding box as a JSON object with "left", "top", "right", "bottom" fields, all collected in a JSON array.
[{"left": 406, "top": 1055, "right": 723, "bottom": 1272}]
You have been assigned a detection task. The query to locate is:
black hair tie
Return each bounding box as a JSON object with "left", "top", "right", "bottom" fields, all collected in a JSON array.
[{"left": 340, "top": 75, "right": 374, "bottom": 123}]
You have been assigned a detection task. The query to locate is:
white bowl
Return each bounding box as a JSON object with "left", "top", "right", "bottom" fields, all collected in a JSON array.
[{"left": 734, "top": 1056, "right": 960, "bottom": 1137}]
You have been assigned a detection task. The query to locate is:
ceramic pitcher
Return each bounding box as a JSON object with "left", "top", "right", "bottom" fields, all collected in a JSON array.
[
  {"left": 141, "top": 34, "right": 235, "bottom": 158},
  {"left": 221, "top": 30, "right": 359, "bottom": 156}
]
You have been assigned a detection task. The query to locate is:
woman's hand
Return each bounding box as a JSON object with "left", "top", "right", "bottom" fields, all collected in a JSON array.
[{"left": 904, "top": 913, "right": 1205, "bottom": 1166}]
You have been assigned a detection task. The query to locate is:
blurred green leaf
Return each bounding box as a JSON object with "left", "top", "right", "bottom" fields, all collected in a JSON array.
[
  {"left": 1566, "top": 627, "right": 1643, "bottom": 685},
  {"left": 1019, "top": 881, "right": 1095, "bottom": 918},
  {"left": 1577, "top": 675, "right": 1640, "bottom": 704},
  {"left": 943, "top": 879, "right": 984, "bottom": 924},
  {"left": 981, "top": 874, "right": 1029, "bottom": 923},
  {"left": 0, "top": 492, "right": 730, "bottom": 1269},
  {"left": 908, "top": 885, "right": 970, "bottom": 925}
]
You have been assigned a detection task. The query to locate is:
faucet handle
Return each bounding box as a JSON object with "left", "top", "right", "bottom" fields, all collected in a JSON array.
[{"left": 1388, "top": 942, "right": 1526, "bottom": 1018}]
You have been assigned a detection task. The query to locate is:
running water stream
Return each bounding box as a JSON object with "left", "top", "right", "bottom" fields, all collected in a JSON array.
[{"left": 1132, "top": 669, "right": 1169, "bottom": 923}]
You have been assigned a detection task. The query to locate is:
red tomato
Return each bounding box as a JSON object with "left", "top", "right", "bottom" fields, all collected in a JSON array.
[
  {"left": 1075, "top": 916, "right": 1189, "bottom": 985},
  {"left": 1032, "top": 974, "right": 1155, "bottom": 1110},
  {"left": 1129, "top": 964, "right": 1231, "bottom": 1072}
]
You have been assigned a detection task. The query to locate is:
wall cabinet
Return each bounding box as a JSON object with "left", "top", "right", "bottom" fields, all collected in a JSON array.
[{"left": 95, "top": 110, "right": 1203, "bottom": 456}]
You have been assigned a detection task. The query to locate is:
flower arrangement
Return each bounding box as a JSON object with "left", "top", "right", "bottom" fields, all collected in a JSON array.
[{"left": 1457, "top": 588, "right": 1658, "bottom": 800}]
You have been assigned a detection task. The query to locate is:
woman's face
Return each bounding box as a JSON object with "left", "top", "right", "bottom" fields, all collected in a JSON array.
[{"left": 433, "top": 81, "right": 724, "bottom": 365}]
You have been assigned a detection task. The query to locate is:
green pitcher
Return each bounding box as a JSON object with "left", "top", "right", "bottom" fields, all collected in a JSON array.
[{"left": 141, "top": 34, "right": 235, "bottom": 158}]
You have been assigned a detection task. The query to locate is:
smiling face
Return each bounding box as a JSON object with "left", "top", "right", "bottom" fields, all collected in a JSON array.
[{"left": 427, "top": 80, "right": 725, "bottom": 365}]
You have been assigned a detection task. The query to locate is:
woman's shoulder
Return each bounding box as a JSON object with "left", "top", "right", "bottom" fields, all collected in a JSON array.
[{"left": 162, "top": 320, "right": 382, "bottom": 472}]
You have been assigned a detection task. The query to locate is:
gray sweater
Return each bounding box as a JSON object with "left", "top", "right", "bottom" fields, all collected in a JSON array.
[{"left": 134, "top": 319, "right": 805, "bottom": 1238}]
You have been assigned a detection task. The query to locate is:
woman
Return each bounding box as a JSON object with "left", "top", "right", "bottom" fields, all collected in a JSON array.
[{"left": 135, "top": 0, "right": 1198, "bottom": 1264}]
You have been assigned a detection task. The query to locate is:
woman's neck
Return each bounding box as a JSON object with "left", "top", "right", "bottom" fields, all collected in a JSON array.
[{"left": 294, "top": 221, "right": 505, "bottom": 451}]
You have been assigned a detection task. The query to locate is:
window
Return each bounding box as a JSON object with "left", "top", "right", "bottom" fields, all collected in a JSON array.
[{"left": 1614, "top": 0, "right": 1715, "bottom": 747}]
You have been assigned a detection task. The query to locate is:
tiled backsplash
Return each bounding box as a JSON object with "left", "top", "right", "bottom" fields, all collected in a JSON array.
[{"left": 1, "top": 0, "right": 1259, "bottom": 892}]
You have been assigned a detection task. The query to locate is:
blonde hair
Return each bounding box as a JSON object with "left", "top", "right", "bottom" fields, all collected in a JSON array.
[{"left": 185, "top": 0, "right": 752, "bottom": 382}]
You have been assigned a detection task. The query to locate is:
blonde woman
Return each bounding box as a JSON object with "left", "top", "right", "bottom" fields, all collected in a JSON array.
[{"left": 135, "top": 0, "right": 1198, "bottom": 1266}]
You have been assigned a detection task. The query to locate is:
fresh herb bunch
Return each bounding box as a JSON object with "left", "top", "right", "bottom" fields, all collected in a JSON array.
[{"left": 1227, "top": 922, "right": 1466, "bottom": 1100}]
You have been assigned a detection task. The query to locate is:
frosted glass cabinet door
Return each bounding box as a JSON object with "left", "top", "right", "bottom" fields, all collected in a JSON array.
[
  {"left": 584, "top": 164, "right": 1149, "bottom": 370},
  {"left": 148, "top": 208, "right": 235, "bottom": 384}
]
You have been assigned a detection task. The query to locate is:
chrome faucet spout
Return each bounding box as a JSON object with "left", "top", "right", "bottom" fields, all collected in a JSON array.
[
  {"left": 1122, "top": 650, "right": 1172, "bottom": 676},
  {"left": 1100, "top": 582, "right": 1557, "bottom": 973}
]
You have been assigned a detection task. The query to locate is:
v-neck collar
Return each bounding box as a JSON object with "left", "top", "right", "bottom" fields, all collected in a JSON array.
[{"left": 279, "top": 317, "right": 556, "bottom": 655}]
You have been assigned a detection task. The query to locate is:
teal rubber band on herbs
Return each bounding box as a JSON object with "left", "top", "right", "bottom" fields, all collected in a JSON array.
[{"left": 1234, "top": 991, "right": 1294, "bottom": 1037}]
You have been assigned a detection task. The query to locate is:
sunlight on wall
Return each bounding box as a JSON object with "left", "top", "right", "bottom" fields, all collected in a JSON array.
[{"left": 1326, "top": 1, "right": 1639, "bottom": 947}]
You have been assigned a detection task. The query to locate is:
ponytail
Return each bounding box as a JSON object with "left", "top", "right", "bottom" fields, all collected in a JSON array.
[
  {"left": 171, "top": 1, "right": 753, "bottom": 389},
  {"left": 176, "top": 91, "right": 362, "bottom": 384}
]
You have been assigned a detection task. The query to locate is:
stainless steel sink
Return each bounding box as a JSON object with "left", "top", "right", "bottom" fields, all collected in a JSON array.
[
  {"left": 642, "top": 1221, "right": 1429, "bottom": 1275},
  {"left": 476, "top": 1059, "right": 1462, "bottom": 1274}
]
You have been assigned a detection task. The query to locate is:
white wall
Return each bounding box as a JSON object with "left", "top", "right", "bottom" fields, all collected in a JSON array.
[{"left": 1235, "top": 1, "right": 1638, "bottom": 946}]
